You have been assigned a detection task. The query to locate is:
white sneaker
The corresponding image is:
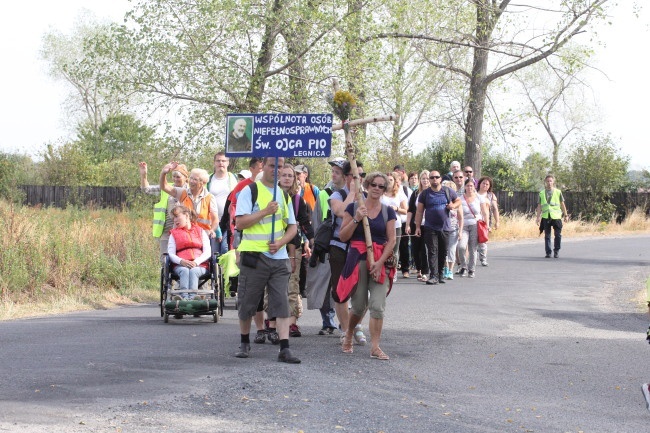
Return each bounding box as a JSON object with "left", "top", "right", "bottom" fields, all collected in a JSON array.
[{"left": 642, "top": 383, "right": 650, "bottom": 411}]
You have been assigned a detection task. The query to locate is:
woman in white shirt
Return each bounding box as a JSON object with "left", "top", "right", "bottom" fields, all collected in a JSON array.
[
  {"left": 457, "top": 179, "right": 489, "bottom": 278},
  {"left": 381, "top": 172, "right": 408, "bottom": 277}
]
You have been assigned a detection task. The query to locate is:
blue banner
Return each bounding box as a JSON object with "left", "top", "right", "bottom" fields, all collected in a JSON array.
[{"left": 225, "top": 113, "right": 332, "bottom": 158}]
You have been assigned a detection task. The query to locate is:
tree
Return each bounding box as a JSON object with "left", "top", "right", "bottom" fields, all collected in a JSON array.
[
  {"left": 513, "top": 48, "right": 596, "bottom": 173},
  {"left": 565, "top": 134, "right": 629, "bottom": 221},
  {"left": 377, "top": 0, "right": 610, "bottom": 177},
  {"left": 41, "top": 10, "right": 130, "bottom": 133}
]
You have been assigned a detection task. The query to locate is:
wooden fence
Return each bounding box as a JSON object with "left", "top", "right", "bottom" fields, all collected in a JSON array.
[
  {"left": 19, "top": 185, "right": 141, "bottom": 209},
  {"left": 17, "top": 185, "right": 650, "bottom": 218}
]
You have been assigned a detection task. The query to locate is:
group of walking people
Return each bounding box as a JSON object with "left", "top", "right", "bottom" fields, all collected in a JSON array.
[{"left": 140, "top": 154, "right": 569, "bottom": 364}]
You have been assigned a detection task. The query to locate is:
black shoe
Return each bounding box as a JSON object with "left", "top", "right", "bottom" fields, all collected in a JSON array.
[
  {"left": 235, "top": 344, "right": 251, "bottom": 358},
  {"left": 554, "top": 251, "right": 559, "bottom": 258},
  {"left": 267, "top": 330, "right": 280, "bottom": 345},
  {"left": 278, "top": 348, "right": 301, "bottom": 364},
  {"left": 426, "top": 277, "right": 438, "bottom": 285},
  {"left": 438, "top": 274, "right": 446, "bottom": 284},
  {"left": 253, "top": 330, "right": 266, "bottom": 344},
  {"left": 458, "top": 268, "right": 467, "bottom": 277},
  {"left": 545, "top": 254, "right": 551, "bottom": 258},
  {"left": 289, "top": 324, "right": 302, "bottom": 337},
  {"left": 300, "top": 290, "right": 307, "bottom": 298}
]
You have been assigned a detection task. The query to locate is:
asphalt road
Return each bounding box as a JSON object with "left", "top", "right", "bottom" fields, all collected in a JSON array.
[{"left": 1, "top": 235, "right": 649, "bottom": 433}]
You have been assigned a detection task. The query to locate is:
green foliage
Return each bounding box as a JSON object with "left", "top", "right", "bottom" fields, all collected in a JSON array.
[
  {"left": 76, "top": 113, "right": 157, "bottom": 164},
  {"left": 519, "top": 152, "right": 552, "bottom": 191},
  {"left": 564, "top": 135, "right": 629, "bottom": 221},
  {"left": 411, "top": 133, "right": 465, "bottom": 174},
  {"left": 0, "top": 153, "right": 39, "bottom": 202}
]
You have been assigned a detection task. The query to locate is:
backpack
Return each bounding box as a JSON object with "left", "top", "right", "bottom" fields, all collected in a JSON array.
[{"left": 421, "top": 186, "right": 451, "bottom": 208}]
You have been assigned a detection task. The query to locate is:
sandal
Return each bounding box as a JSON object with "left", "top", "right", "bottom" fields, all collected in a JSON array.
[
  {"left": 402, "top": 271, "right": 410, "bottom": 278},
  {"left": 342, "top": 336, "right": 353, "bottom": 354},
  {"left": 370, "top": 348, "right": 389, "bottom": 360}
]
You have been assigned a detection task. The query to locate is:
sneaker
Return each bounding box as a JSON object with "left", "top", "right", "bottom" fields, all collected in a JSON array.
[
  {"left": 426, "top": 277, "right": 439, "bottom": 285},
  {"left": 442, "top": 267, "right": 449, "bottom": 278},
  {"left": 468, "top": 270, "right": 475, "bottom": 278},
  {"left": 267, "top": 330, "right": 280, "bottom": 345},
  {"left": 353, "top": 325, "right": 367, "bottom": 345},
  {"left": 480, "top": 259, "right": 488, "bottom": 267},
  {"left": 289, "top": 324, "right": 302, "bottom": 337},
  {"left": 446, "top": 271, "right": 454, "bottom": 280},
  {"left": 235, "top": 343, "right": 251, "bottom": 358},
  {"left": 278, "top": 348, "right": 301, "bottom": 364},
  {"left": 554, "top": 251, "right": 559, "bottom": 258},
  {"left": 253, "top": 330, "right": 266, "bottom": 344},
  {"left": 438, "top": 274, "right": 446, "bottom": 284},
  {"left": 458, "top": 268, "right": 467, "bottom": 277},
  {"left": 642, "top": 383, "right": 650, "bottom": 411},
  {"left": 545, "top": 254, "right": 551, "bottom": 258}
]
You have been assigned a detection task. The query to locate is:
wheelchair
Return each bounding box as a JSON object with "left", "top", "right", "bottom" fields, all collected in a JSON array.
[{"left": 159, "top": 251, "right": 225, "bottom": 323}]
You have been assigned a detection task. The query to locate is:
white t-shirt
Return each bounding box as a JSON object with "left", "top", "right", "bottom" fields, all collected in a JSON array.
[
  {"left": 208, "top": 175, "right": 232, "bottom": 218},
  {"left": 381, "top": 189, "right": 408, "bottom": 227}
]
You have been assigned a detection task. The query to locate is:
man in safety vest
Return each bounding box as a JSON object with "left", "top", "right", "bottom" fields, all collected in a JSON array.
[
  {"left": 535, "top": 175, "right": 569, "bottom": 258},
  {"left": 234, "top": 157, "right": 300, "bottom": 363}
]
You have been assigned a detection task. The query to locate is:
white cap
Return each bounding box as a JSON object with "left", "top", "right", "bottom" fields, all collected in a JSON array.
[{"left": 238, "top": 169, "right": 252, "bottom": 179}]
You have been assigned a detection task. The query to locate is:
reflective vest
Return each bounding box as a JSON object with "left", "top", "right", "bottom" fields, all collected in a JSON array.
[
  {"left": 152, "top": 191, "right": 169, "bottom": 238},
  {"left": 539, "top": 188, "right": 563, "bottom": 219},
  {"left": 170, "top": 225, "right": 208, "bottom": 269},
  {"left": 238, "top": 181, "right": 289, "bottom": 253},
  {"left": 178, "top": 189, "right": 213, "bottom": 231}
]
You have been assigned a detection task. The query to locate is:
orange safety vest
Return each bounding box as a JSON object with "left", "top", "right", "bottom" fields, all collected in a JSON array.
[
  {"left": 178, "top": 189, "right": 214, "bottom": 231},
  {"left": 170, "top": 225, "right": 209, "bottom": 269}
]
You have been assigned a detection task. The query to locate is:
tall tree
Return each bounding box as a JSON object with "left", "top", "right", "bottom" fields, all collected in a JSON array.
[{"left": 374, "top": 0, "right": 610, "bottom": 177}]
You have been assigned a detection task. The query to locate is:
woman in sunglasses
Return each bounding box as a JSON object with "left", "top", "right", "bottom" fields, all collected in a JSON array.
[{"left": 337, "top": 172, "right": 397, "bottom": 361}]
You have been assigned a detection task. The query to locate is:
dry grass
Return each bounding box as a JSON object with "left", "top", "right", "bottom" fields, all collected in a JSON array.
[
  {"left": 0, "top": 202, "right": 158, "bottom": 320},
  {"left": 491, "top": 208, "right": 650, "bottom": 241},
  {"left": 1, "top": 203, "right": 648, "bottom": 320}
]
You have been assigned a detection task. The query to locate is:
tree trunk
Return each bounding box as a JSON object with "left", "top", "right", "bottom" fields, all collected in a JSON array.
[
  {"left": 244, "top": 0, "right": 284, "bottom": 111},
  {"left": 464, "top": 0, "right": 497, "bottom": 179}
]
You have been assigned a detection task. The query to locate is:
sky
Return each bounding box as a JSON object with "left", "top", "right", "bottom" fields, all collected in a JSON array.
[{"left": 0, "top": 1, "right": 648, "bottom": 170}]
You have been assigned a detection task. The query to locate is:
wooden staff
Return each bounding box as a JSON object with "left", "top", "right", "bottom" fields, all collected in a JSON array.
[{"left": 331, "top": 80, "right": 399, "bottom": 268}]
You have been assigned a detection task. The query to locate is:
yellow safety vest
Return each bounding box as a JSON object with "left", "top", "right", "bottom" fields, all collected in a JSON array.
[
  {"left": 152, "top": 191, "right": 169, "bottom": 238},
  {"left": 238, "top": 181, "right": 289, "bottom": 253},
  {"left": 539, "top": 189, "right": 562, "bottom": 219}
]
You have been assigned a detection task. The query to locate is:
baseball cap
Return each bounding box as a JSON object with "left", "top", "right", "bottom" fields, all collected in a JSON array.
[
  {"left": 294, "top": 164, "right": 308, "bottom": 174},
  {"left": 328, "top": 157, "right": 346, "bottom": 170},
  {"left": 238, "top": 169, "right": 252, "bottom": 179}
]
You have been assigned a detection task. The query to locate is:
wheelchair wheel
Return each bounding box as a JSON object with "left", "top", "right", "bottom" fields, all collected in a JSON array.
[
  {"left": 212, "top": 311, "right": 218, "bottom": 323},
  {"left": 159, "top": 266, "right": 165, "bottom": 317}
]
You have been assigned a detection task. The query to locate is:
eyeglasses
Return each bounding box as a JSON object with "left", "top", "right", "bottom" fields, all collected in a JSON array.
[
  {"left": 465, "top": 170, "right": 473, "bottom": 173},
  {"left": 369, "top": 182, "right": 386, "bottom": 190},
  {"left": 429, "top": 175, "right": 441, "bottom": 179}
]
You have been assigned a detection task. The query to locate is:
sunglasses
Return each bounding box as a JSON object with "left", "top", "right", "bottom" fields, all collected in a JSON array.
[
  {"left": 369, "top": 182, "right": 386, "bottom": 190},
  {"left": 429, "top": 175, "right": 441, "bottom": 179},
  {"left": 465, "top": 170, "right": 473, "bottom": 173}
]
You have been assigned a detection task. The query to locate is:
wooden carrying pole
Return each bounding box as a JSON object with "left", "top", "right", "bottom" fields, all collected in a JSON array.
[{"left": 332, "top": 80, "right": 398, "bottom": 268}]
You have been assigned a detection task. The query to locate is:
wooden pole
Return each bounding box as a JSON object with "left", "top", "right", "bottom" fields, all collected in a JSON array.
[{"left": 331, "top": 80, "right": 399, "bottom": 268}]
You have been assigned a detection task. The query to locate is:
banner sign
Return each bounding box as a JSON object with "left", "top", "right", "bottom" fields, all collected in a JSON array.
[{"left": 225, "top": 113, "right": 333, "bottom": 158}]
